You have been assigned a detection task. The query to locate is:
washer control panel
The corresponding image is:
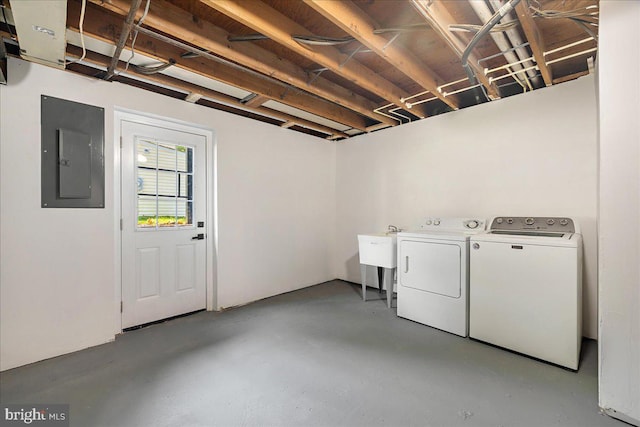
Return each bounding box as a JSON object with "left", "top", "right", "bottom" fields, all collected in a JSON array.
[{"left": 490, "top": 217, "right": 575, "bottom": 233}]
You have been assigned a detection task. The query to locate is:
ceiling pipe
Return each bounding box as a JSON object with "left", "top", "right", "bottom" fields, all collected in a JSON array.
[
  {"left": 488, "top": 0, "right": 542, "bottom": 87},
  {"left": 405, "top": 96, "right": 437, "bottom": 109},
  {"left": 461, "top": 0, "right": 522, "bottom": 104},
  {"left": 104, "top": 0, "right": 142, "bottom": 80},
  {"left": 544, "top": 37, "right": 594, "bottom": 57},
  {"left": 388, "top": 107, "right": 412, "bottom": 123},
  {"left": 546, "top": 47, "right": 597, "bottom": 65},
  {"left": 486, "top": 55, "right": 534, "bottom": 73},
  {"left": 468, "top": 0, "right": 531, "bottom": 92},
  {"left": 489, "top": 64, "right": 538, "bottom": 83},
  {"left": 373, "top": 103, "right": 402, "bottom": 125}
]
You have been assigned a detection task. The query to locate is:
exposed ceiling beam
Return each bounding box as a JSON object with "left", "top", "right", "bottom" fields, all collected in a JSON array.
[
  {"left": 200, "top": 0, "right": 430, "bottom": 118},
  {"left": 71, "top": 1, "right": 367, "bottom": 131},
  {"left": 86, "top": 0, "right": 394, "bottom": 128},
  {"left": 66, "top": 45, "right": 348, "bottom": 138},
  {"left": 304, "top": 0, "right": 459, "bottom": 111},
  {"left": 515, "top": 0, "right": 553, "bottom": 86},
  {"left": 411, "top": 0, "right": 501, "bottom": 100},
  {"left": 244, "top": 94, "right": 270, "bottom": 108},
  {"left": 552, "top": 70, "right": 589, "bottom": 85}
]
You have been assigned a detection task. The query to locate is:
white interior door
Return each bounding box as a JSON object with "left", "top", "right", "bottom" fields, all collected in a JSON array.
[{"left": 121, "top": 120, "right": 207, "bottom": 328}]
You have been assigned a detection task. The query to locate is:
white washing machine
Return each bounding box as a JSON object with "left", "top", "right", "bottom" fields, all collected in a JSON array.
[
  {"left": 469, "top": 217, "right": 582, "bottom": 370},
  {"left": 396, "top": 218, "right": 486, "bottom": 337}
]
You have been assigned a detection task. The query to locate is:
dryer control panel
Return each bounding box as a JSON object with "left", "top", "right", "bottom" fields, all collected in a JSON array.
[
  {"left": 419, "top": 218, "right": 486, "bottom": 233},
  {"left": 490, "top": 217, "right": 575, "bottom": 233}
]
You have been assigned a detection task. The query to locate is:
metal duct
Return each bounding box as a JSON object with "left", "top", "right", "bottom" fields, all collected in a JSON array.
[
  {"left": 9, "top": 0, "right": 67, "bottom": 69},
  {"left": 468, "top": 0, "right": 531, "bottom": 91},
  {"left": 462, "top": 0, "right": 522, "bottom": 103},
  {"left": 489, "top": 0, "right": 542, "bottom": 87}
]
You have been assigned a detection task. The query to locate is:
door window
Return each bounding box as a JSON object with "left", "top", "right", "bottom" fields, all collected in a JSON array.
[{"left": 136, "top": 138, "right": 194, "bottom": 228}]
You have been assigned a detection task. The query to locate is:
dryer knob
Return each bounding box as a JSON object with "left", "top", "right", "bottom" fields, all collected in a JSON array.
[
  {"left": 426, "top": 220, "right": 432, "bottom": 225},
  {"left": 467, "top": 220, "right": 479, "bottom": 229},
  {"left": 560, "top": 219, "right": 569, "bottom": 226},
  {"left": 472, "top": 243, "right": 480, "bottom": 250},
  {"left": 434, "top": 220, "right": 440, "bottom": 226},
  {"left": 496, "top": 218, "right": 503, "bottom": 224},
  {"left": 525, "top": 217, "right": 535, "bottom": 225},
  {"left": 507, "top": 218, "right": 514, "bottom": 224}
]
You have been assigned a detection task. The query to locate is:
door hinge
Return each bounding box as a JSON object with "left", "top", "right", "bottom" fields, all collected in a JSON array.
[
  {"left": 120, "top": 301, "right": 123, "bottom": 313},
  {"left": 120, "top": 218, "right": 123, "bottom": 230}
]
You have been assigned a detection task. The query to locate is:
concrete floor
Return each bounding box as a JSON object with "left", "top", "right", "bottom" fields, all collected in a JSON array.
[{"left": 0, "top": 280, "right": 624, "bottom": 427}]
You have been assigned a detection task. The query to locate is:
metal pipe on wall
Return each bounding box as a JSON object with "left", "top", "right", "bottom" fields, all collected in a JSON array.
[
  {"left": 468, "top": 0, "right": 531, "bottom": 91},
  {"left": 461, "top": 0, "right": 522, "bottom": 103},
  {"left": 488, "top": 0, "right": 542, "bottom": 87},
  {"left": 104, "top": 0, "right": 143, "bottom": 80}
]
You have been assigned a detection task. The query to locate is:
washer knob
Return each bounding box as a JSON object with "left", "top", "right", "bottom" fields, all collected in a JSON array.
[
  {"left": 507, "top": 218, "right": 514, "bottom": 224},
  {"left": 496, "top": 218, "right": 503, "bottom": 224},
  {"left": 425, "top": 220, "right": 432, "bottom": 225},
  {"left": 560, "top": 219, "right": 569, "bottom": 226},
  {"left": 434, "top": 220, "right": 440, "bottom": 226},
  {"left": 467, "top": 220, "right": 479, "bottom": 229},
  {"left": 547, "top": 218, "right": 555, "bottom": 225},
  {"left": 525, "top": 217, "right": 535, "bottom": 225}
]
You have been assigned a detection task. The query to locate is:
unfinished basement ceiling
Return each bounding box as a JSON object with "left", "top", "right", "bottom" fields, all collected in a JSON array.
[{"left": 1, "top": 0, "right": 598, "bottom": 140}]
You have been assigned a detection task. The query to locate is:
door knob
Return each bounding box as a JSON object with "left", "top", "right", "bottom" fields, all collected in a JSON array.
[{"left": 191, "top": 234, "right": 205, "bottom": 240}]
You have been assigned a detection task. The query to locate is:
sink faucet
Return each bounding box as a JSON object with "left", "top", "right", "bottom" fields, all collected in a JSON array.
[{"left": 388, "top": 225, "right": 400, "bottom": 233}]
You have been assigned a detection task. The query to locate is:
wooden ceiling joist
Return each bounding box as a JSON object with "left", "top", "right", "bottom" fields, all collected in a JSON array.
[
  {"left": 86, "top": 0, "right": 394, "bottom": 128},
  {"left": 71, "top": 1, "right": 367, "bottom": 131},
  {"left": 4, "top": 0, "right": 598, "bottom": 140},
  {"left": 201, "top": 0, "right": 431, "bottom": 118},
  {"left": 243, "top": 94, "right": 270, "bottom": 108},
  {"left": 411, "top": 0, "right": 500, "bottom": 100},
  {"left": 66, "top": 45, "right": 347, "bottom": 138},
  {"left": 304, "top": 0, "right": 459, "bottom": 111},
  {"left": 515, "top": 0, "right": 553, "bottom": 86}
]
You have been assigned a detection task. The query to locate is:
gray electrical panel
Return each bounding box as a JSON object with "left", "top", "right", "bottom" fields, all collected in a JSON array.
[{"left": 41, "top": 95, "right": 104, "bottom": 208}]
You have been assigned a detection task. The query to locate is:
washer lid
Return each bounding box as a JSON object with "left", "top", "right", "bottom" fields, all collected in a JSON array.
[
  {"left": 490, "top": 230, "right": 570, "bottom": 238},
  {"left": 470, "top": 231, "right": 580, "bottom": 247}
]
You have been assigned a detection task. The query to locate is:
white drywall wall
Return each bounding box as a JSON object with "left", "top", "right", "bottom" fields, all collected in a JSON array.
[
  {"left": 0, "top": 54, "right": 604, "bottom": 372},
  {"left": 597, "top": 1, "right": 640, "bottom": 424},
  {"left": 0, "top": 58, "right": 336, "bottom": 371},
  {"left": 336, "top": 76, "right": 598, "bottom": 339}
]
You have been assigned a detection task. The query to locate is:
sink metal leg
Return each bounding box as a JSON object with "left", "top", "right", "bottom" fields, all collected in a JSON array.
[
  {"left": 360, "top": 263, "right": 367, "bottom": 302},
  {"left": 384, "top": 267, "right": 394, "bottom": 309}
]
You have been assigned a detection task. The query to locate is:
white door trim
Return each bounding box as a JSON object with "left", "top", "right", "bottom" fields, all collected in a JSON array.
[{"left": 113, "top": 108, "right": 217, "bottom": 335}]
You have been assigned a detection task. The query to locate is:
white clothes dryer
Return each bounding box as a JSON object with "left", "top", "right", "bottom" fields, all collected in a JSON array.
[{"left": 396, "top": 218, "right": 486, "bottom": 337}]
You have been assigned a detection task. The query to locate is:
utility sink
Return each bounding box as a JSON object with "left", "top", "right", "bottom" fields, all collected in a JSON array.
[{"left": 357, "top": 233, "right": 397, "bottom": 268}]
